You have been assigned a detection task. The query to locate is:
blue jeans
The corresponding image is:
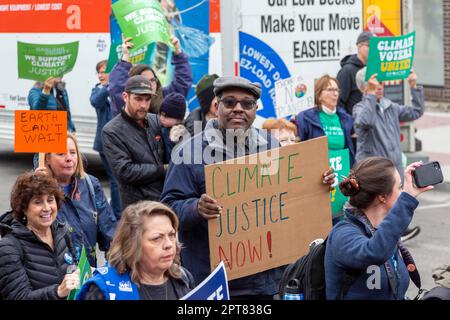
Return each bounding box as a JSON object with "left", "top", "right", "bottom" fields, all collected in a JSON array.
[{"left": 99, "top": 152, "right": 121, "bottom": 219}]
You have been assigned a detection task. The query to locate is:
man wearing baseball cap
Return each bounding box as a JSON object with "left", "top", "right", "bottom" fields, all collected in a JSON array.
[
  {"left": 161, "top": 75, "right": 336, "bottom": 299},
  {"left": 102, "top": 75, "right": 167, "bottom": 210},
  {"left": 337, "top": 31, "right": 375, "bottom": 116}
]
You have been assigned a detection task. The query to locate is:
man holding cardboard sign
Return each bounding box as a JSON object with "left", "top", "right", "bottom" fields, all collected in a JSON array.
[{"left": 161, "top": 76, "right": 336, "bottom": 299}]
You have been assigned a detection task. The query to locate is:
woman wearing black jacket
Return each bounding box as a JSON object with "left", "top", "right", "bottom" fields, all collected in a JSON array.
[{"left": 0, "top": 171, "right": 80, "bottom": 300}]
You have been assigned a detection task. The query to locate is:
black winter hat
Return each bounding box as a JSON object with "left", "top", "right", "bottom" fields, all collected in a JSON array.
[{"left": 159, "top": 93, "right": 186, "bottom": 120}]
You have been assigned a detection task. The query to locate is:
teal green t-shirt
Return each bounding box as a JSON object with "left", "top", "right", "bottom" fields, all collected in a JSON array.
[{"left": 319, "top": 111, "right": 345, "bottom": 150}]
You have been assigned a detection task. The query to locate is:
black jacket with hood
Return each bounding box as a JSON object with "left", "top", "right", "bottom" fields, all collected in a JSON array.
[
  {"left": 0, "top": 211, "right": 73, "bottom": 300},
  {"left": 336, "top": 54, "right": 365, "bottom": 115}
]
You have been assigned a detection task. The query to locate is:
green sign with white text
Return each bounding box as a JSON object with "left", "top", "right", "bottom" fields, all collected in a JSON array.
[
  {"left": 17, "top": 42, "right": 79, "bottom": 81},
  {"left": 366, "top": 32, "right": 415, "bottom": 81},
  {"left": 112, "top": 0, "right": 173, "bottom": 56}
]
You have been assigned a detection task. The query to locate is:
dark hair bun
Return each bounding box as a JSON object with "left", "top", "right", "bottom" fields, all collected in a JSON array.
[{"left": 339, "top": 177, "right": 360, "bottom": 197}]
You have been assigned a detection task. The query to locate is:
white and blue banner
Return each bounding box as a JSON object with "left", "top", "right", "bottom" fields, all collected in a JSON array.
[{"left": 181, "top": 261, "right": 229, "bottom": 300}]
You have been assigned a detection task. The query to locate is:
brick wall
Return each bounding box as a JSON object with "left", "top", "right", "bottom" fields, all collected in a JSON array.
[{"left": 424, "top": 0, "right": 450, "bottom": 105}]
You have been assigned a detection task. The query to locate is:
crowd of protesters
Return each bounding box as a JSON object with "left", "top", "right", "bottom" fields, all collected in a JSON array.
[{"left": 1, "top": 28, "right": 446, "bottom": 301}]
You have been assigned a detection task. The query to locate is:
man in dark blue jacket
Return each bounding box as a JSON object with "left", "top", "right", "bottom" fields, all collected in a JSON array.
[
  {"left": 90, "top": 60, "right": 121, "bottom": 219},
  {"left": 161, "top": 76, "right": 336, "bottom": 299}
]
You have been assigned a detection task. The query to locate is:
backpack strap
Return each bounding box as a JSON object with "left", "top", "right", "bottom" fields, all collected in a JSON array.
[
  {"left": 84, "top": 174, "right": 97, "bottom": 211},
  {"left": 336, "top": 268, "right": 362, "bottom": 300}
]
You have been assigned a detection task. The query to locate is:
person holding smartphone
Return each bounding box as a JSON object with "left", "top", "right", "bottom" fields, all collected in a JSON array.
[{"left": 325, "top": 157, "right": 433, "bottom": 300}]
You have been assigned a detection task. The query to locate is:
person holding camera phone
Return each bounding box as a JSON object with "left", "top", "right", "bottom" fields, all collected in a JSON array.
[
  {"left": 353, "top": 68, "right": 425, "bottom": 242},
  {"left": 325, "top": 157, "right": 433, "bottom": 300}
]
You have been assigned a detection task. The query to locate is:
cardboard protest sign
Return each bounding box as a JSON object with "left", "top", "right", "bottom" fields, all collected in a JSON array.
[
  {"left": 68, "top": 246, "right": 92, "bottom": 300},
  {"left": 14, "top": 110, "right": 67, "bottom": 153},
  {"left": 112, "top": 0, "right": 173, "bottom": 55},
  {"left": 274, "top": 75, "right": 314, "bottom": 118},
  {"left": 181, "top": 261, "right": 229, "bottom": 300},
  {"left": 329, "top": 149, "right": 350, "bottom": 216},
  {"left": 206, "top": 137, "right": 332, "bottom": 280},
  {"left": 17, "top": 41, "right": 79, "bottom": 81},
  {"left": 366, "top": 31, "right": 415, "bottom": 81}
]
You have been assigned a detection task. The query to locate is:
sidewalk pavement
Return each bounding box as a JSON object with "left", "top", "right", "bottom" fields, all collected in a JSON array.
[{"left": 414, "top": 111, "right": 450, "bottom": 183}]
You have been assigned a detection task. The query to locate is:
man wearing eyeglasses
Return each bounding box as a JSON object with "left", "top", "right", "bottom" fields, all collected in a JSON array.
[
  {"left": 161, "top": 76, "right": 336, "bottom": 300},
  {"left": 336, "top": 31, "right": 374, "bottom": 116}
]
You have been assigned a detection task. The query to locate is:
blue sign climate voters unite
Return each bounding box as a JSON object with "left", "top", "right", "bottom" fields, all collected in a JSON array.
[{"left": 239, "top": 32, "right": 291, "bottom": 119}]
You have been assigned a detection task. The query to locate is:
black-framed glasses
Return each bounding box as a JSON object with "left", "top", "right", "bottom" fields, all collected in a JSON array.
[{"left": 219, "top": 96, "right": 257, "bottom": 110}]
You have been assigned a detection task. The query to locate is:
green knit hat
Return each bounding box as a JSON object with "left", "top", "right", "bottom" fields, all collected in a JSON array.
[{"left": 195, "top": 74, "right": 219, "bottom": 96}]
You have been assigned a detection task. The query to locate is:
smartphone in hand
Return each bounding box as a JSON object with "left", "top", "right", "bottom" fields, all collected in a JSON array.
[{"left": 412, "top": 161, "right": 443, "bottom": 188}]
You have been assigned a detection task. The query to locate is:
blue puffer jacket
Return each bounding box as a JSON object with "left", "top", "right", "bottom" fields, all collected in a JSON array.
[
  {"left": 325, "top": 192, "right": 418, "bottom": 300},
  {"left": 90, "top": 83, "right": 112, "bottom": 153},
  {"left": 27, "top": 86, "right": 76, "bottom": 132},
  {"left": 108, "top": 52, "right": 193, "bottom": 117},
  {"left": 296, "top": 107, "right": 355, "bottom": 167},
  {"left": 57, "top": 175, "right": 117, "bottom": 267},
  {"left": 161, "top": 120, "right": 286, "bottom": 297}
]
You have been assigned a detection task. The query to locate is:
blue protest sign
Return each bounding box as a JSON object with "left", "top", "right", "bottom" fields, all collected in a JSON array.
[{"left": 180, "top": 261, "right": 229, "bottom": 300}]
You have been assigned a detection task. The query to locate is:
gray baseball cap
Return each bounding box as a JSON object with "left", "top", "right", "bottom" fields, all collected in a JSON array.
[
  {"left": 124, "top": 75, "right": 154, "bottom": 95},
  {"left": 213, "top": 76, "right": 262, "bottom": 99},
  {"left": 356, "top": 31, "right": 375, "bottom": 45}
]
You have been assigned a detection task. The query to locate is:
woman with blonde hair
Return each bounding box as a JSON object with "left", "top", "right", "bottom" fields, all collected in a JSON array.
[
  {"left": 296, "top": 74, "right": 355, "bottom": 166},
  {"left": 262, "top": 118, "right": 298, "bottom": 146},
  {"left": 76, "top": 201, "right": 194, "bottom": 300},
  {"left": 35, "top": 132, "right": 117, "bottom": 267}
]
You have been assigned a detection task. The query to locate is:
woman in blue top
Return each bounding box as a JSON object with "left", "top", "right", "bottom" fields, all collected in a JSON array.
[
  {"left": 325, "top": 157, "right": 433, "bottom": 300},
  {"left": 35, "top": 133, "right": 117, "bottom": 267},
  {"left": 76, "top": 201, "right": 194, "bottom": 300}
]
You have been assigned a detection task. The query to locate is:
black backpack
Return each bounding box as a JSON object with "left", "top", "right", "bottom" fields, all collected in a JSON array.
[
  {"left": 274, "top": 238, "right": 360, "bottom": 300},
  {"left": 274, "top": 234, "right": 423, "bottom": 300}
]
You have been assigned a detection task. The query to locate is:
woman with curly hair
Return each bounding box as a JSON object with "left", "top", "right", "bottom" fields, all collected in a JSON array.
[{"left": 0, "top": 171, "right": 80, "bottom": 300}]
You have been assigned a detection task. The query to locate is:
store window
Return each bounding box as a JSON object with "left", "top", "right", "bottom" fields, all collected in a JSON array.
[{"left": 414, "top": 0, "right": 444, "bottom": 86}]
